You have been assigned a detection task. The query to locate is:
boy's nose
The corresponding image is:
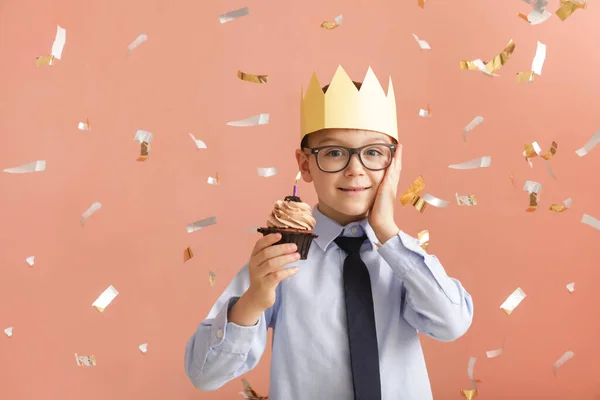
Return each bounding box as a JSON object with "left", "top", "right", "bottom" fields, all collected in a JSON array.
[{"left": 344, "top": 154, "right": 366, "bottom": 175}]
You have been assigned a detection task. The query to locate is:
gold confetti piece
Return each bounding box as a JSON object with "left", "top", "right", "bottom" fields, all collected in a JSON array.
[
  {"left": 400, "top": 176, "right": 426, "bottom": 206},
  {"left": 3, "top": 160, "right": 46, "bottom": 174},
  {"left": 418, "top": 105, "right": 431, "bottom": 117},
  {"left": 188, "top": 133, "right": 207, "bottom": 149},
  {"left": 184, "top": 247, "right": 194, "bottom": 262},
  {"left": 4, "top": 327, "right": 13, "bottom": 337},
  {"left": 75, "top": 353, "right": 97, "bottom": 367},
  {"left": 461, "top": 388, "right": 478, "bottom": 400},
  {"left": 448, "top": 156, "right": 491, "bottom": 170},
  {"left": 519, "top": 0, "right": 552, "bottom": 24},
  {"left": 566, "top": 282, "right": 575, "bottom": 292},
  {"left": 575, "top": 128, "right": 600, "bottom": 157},
  {"left": 581, "top": 213, "right": 600, "bottom": 230},
  {"left": 209, "top": 270, "right": 217, "bottom": 287},
  {"left": 237, "top": 70, "right": 268, "bottom": 84},
  {"left": 128, "top": 34, "right": 148, "bottom": 53},
  {"left": 516, "top": 71, "right": 535, "bottom": 83},
  {"left": 258, "top": 167, "right": 278, "bottom": 177},
  {"left": 321, "top": 14, "right": 343, "bottom": 29},
  {"left": 220, "top": 7, "right": 250, "bottom": 24},
  {"left": 240, "top": 378, "right": 269, "bottom": 399},
  {"left": 510, "top": 173, "right": 517, "bottom": 188},
  {"left": 423, "top": 193, "right": 449, "bottom": 208},
  {"left": 461, "top": 40, "right": 515, "bottom": 76},
  {"left": 456, "top": 193, "right": 477, "bottom": 206},
  {"left": 139, "top": 343, "right": 148, "bottom": 353},
  {"left": 549, "top": 197, "right": 572, "bottom": 212},
  {"left": 418, "top": 0, "right": 425, "bottom": 8},
  {"left": 133, "top": 130, "right": 153, "bottom": 161},
  {"left": 92, "top": 285, "right": 118, "bottom": 312},
  {"left": 417, "top": 230, "right": 429, "bottom": 250},
  {"left": 25, "top": 256, "right": 34, "bottom": 266},
  {"left": 526, "top": 192, "right": 539, "bottom": 212},
  {"left": 500, "top": 287, "right": 526, "bottom": 315},
  {"left": 81, "top": 202, "right": 102, "bottom": 226},
  {"left": 412, "top": 33, "right": 431, "bottom": 50},
  {"left": 187, "top": 217, "right": 217, "bottom": 233},
  {"left": 36, "top": 55, "right": 55, "bottom": 67},
  {"left": 553, "top": 351, "right": 574, "bottom": 376},
  {"left": 78, "top": 119, "right": 91, "bottom": 131},
  {"left": 136, "top": 142, "right": 150, "bottom": 162},
  {"left": 556, "top": 0, "right": 587, "bottom": 21},
  {"left": 463, "top": 116, "right": 484, "bottom": 141},
  {"left": 523, "top": 180, "right": 542, "bottom": 212},
  {"left": 227, "top": 113, "right": 269, "bottom": 127},
  {"left": 486, "top": 348, "right": 503, "bottom": 358}
]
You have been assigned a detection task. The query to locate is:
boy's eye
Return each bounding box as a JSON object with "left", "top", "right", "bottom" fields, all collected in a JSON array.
[
  {"left": 324, "top": 148, "right": 347, "bottom": 157},
  {"left": 364, "top": 149, "right": 383, "bottom": 157}
]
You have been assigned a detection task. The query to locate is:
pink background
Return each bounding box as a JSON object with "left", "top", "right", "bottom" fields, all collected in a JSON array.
[{"left": 1, "top": 0, "right": 600, "bottom": 398}]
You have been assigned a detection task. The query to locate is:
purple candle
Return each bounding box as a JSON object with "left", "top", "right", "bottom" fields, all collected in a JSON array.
[{"left": 293, "top": 172, "right": 301, "bottom": 196}]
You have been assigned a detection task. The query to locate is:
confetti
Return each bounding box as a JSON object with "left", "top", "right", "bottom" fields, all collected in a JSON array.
[
  {"left": 136, "top": 142, "right": 150, "bottom": 161},
  {"left": 207, "top": 173, "right": 220, "bottom": 185},
  {"left": 461, "top": 40, "right": 515, "bottom": 76},
  {"left": 92, "top": 285, "right": 118, "bottom": 312},
  {"left": 187, "top": 216, "right": 217, "bottom": 233},
  {"left": 220, "top": 7, "right": 249, "bottom": 24},
  {"left": 25, "top": 256, "right": 34, "bottom": 266},
  {"left": 227, "top": 113, "right": 269, "bottom": 127},
  {"left": 486, "top": 348, "right": 503, "bottom": 358},
  {"left": 460, "top": 389, "right": 478, "bottom": 400},
  {"left": 519, "top": 0, "right": 552, "bottom": 24},
  {"left": 209, "top": 270, "right": 217, "bottom": 287},
  {"left": 51, "top": 25, "right": 66, "bottom": 60},
  {"left": 240, "top": 378, "right": 268, "bottom": 399},
  {"left": 184, "top": 247, "right": 194, "bottom": 262},
  {"left": 128, "top": 34, "right": 148, "bottom": 53},
  {"left": 258, "top": 167, "right": 278, "bottom": 177},
  {"left": 581, "top": 213, "right": 600, "bottom": 231},
  {"left": 3, "top": 160, "right": 46, "bottom": 174},
  {"left": 456, "top": 193, "right": 477, "bottom": 206},
  {"left": 75, "top": 353, "right": 97, "bottom": 367},
  {"left": 460, "top": 356, "right": 481, "bottom": 399},
  {"left": 78, "top": 119, "right": 91, "bottom": 131},
  {"left": 81, "top": 202, "right": 102, "bottom": 226},
  {"left": 188, "top": 133, "right": 207, "bottom": 149},
  {"left": 400, "top": 176, "right": 426, "bottom": 206},
  {"left": 549, "top": 197, "right": 572, "bottom": 212},
  {"left": 4, "top": 327, "right": 13, "bottom": 337},
  {"left": 523, "top": 141, "right": 557, "bottom": 166},
  {"left": 412, "top": 34, "right": 431, "bottom": 50},
  {"left": 418, "top": 0, "right": 425, "bottom": 8},
  {"left": 575, "top": 128, "right": 600, "bottom": 157},
  {"left": 510, "top": 173, "right": 517, "bottom": 188},
  {"left": 418, "top": 105, "right": 431, "bottom": 117},
  {"left": 463, "top": 116, "right": 484, "bottom": 141},
  {"left": 417, "top": 230, "right": 429, "bottom": 251},
  {"left": 237, "top": 70, "right": 268, "bottom": 84},
  {"left": 553, "top": 351, "right": 574, "bottom": 376},
  {"left": 35, "top": 55, "right": 55, "bottom": 67},
  {"left": 517, "top": 41, "right": 546, "bottom": 83},
  {"left": 448, "top": 156, "right": 491, "bottom": 170},
  {"left": 321, "top": 14, "right": 343, "bottom": 29},
  {"left": 523, "top": 181, "right": 542, "bottom": 212},
  {"left": 139, "top": 343, "right": 148, "bottom": 353},
  {"left": 500, "top": 287, "right": 526, "bottom": 315},
  {"left": 566, "top": 282, "right": 575, "bottom": 292},
  {"left": 134, "top": 130, "right": 153, "bottom": 162},
  {"left": 556, "top": 0, "right": 587, "bottom": 21},
  {"left": 423, "top": 193, "right": 449, "bottom": 208}
]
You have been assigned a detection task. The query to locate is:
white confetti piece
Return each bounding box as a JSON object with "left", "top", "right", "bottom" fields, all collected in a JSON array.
[
  {"left": 531, "top": 41, "right": 546, "bottom": 75},
  {"left": 226, "top": 113, "right": 269, "bottom": 127},
  {"left": 486, "top": 348, "right": 503, "bottom": 358},
  {"left": 523, "top": 180, "right": 543, "bottom": 194},
  {"left": 3, "top": 160, "right": 46, "bottom": 174},
  {"left": 575, "top": 129, "right": 600, "bottom": 157},
  {"left": 258, "top": 167, "right": 278, "bottom": 177},
  {"left": 92, "top": 285, "right": 118, "bottom": 312},
  {"left": 139, "top": 343, "right": 148, "bottom": 353},
  {"left": 463, "top": 116, "right": 484, "bottom": 141},
  {"left": 81, "top": 202, "right": 102, "bottom": 226},
  {"left": 128, "top": 34, "right": 148, "bottom": 53},
  {"left": 25, "top": 256, "right": 34, "bottom": 266},
  {"left": 581, "top": 213, "right": 600, "bottom": 231},
  {"left": 188, "top": 133, "right": 207, "bottom": 149},
  {"left": 187, "top": 216, "right": 217, "bottom": 233},
  {"left": 207, "top": 176, "right": 219, "bottom": 185},
  {"left": 418, "top": 109, "right": 430, "bottom": 118},
  {"left": 500, "top": 287, "right": 526, "bottom": 315},
  {"left": 467, "top": 356, "right": 477, "bottom": 382},
  {"left": 521, "top": 0, "right": 552, "bottom": 25},
  {"left": 333, "top": 14, "right": 344, "bottom": 25},
  {"left": 209, "top": 270, "right": 217, "bottom": 286},
  {"left": 566, "top": 282, "right": 575, "bottom": 292},
  {"left": 4, "top": 327, "right": 13, "bottom": 337},
  {"left": 219, "top": 7, "right": 249, "bottom": 24},
  {"left": 422, "top": 193, "right": 449, "bottom": 208},
  {"left": 134, "top": 130, "right": 153, "bottom": 143},
  {"left": 75, "top": 353, "right": 97, "bottom": 367},
  {"left": 456, "top": 193, "right": 477, "bottom": 206},
  {"left": 553, "top": 351, "right": 574, "bottom": 376},
  {"left": 51, "top": 25, "right": 66, "bottom": 60},
  {"left": 78, "top": 121, "right": 90, "bottom": 131},
  {"left": 448, "top": 156, "right": 491, "bottom": 170},
  {"left": 412, "top": 33, "right": 431, "bottom": 50}
]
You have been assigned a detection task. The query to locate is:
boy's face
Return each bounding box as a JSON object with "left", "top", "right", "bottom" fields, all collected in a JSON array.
[{"left": 295, "top": 129, "right": 395, "bottom": 226}]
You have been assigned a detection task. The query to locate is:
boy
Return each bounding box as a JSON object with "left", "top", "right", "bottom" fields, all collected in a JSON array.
[{"left": 184, "top": 65, "right": 474, "bottom": 400}]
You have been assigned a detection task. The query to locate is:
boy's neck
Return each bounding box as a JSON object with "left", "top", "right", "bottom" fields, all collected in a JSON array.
[{"left": 316, "top": 202, "right": 368, "bottom": 227}]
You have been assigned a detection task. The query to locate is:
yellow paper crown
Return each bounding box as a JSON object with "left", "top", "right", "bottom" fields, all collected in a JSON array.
[{"left": 300, "top": 65, "right": 398, "bottom": 142}]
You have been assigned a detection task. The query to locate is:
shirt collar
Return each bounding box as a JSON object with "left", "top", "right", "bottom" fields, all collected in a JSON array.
[{"left": 312, "top": 205, "right": 378, "bottom": 252}]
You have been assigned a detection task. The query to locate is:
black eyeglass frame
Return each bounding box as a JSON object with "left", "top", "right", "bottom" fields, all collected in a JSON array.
[{"left": 303, "top": 143, "right": 397, "bottom": 173}]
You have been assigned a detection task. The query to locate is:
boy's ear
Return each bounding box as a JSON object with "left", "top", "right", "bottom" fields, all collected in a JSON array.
[{"left": 295, "top": 149, "right": 313, "bottom": 183}]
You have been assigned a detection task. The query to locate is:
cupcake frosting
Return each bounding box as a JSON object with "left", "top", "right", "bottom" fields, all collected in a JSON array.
[{"left": 267, "top": 198, "right": 316, "bottom": 230}]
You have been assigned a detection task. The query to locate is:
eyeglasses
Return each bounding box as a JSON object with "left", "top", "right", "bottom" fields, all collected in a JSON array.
[{"left": 303, "top": 143, "right": 397, "bottom": 173}]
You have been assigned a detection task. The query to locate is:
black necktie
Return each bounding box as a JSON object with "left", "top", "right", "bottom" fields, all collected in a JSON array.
[{"left": 334, "top": 235, "right": 382, "bottom": 400}]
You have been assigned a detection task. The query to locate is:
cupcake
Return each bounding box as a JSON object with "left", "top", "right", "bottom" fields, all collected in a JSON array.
[{"left": 257, "top": 196, "right": 318, "bottom": 260}]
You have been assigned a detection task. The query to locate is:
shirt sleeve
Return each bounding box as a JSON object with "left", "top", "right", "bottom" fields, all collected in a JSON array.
[
  {"left": 377, "top": 230, "right": 474, "bottom": 342},
  {"left": 184, "top": 262, "right": 278, "bottom": 391}
]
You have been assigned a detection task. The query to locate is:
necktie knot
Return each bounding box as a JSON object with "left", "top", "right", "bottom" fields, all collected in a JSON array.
[{"left": 334, "top": 235, "right": 367, "bottom": 255}]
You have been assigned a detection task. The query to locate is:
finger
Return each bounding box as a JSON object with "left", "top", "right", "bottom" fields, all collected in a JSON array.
[
  {"left": 268, "top": 266, "right": 299, "bottom": 285},
  {"left": 258, "top": 252, "right": 301, "bottom": 277},
  {"left": 252, "top": 233, "right": 283, "bottom": 257},
  {"left": 254, "top": 242, "right": 298, "bottom": 267}
]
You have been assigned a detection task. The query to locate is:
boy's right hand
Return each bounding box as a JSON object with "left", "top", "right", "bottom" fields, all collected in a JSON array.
[{"left": 245, "top": 233, "right": 301, "bottom": 311}]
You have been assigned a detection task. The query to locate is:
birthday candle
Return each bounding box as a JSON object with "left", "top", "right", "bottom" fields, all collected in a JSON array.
[{"left": 293, "top": 171, "right": 301, "bottom": 196}]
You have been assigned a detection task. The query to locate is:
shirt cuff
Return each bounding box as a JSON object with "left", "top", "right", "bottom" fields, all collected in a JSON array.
[{"left": 209, "top": 297, "right": 261, "bottom": 354}]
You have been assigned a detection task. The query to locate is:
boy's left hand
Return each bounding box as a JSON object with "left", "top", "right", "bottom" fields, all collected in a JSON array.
[{"left": 369, "top": 144, "right": 402, "bottom": 244}]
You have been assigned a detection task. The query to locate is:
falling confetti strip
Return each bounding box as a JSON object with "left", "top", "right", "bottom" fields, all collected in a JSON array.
[
  {"left": 400, "top": 176, "right": 426, "bottom": 206},
  {"left": 456, "top": 193, "right": 477, "bottom": 206},
  {"left": 418, "top": 105, "right": 431, "bottom": 117},
  {"left": 75, "top": 353, "right": 97, "bottom": 367},
  {"left": 207, "top": 175, "right": 219, "bottom": 185},
  {"left": 81, "top": 202, "right": 102, "bottom": 226},
  {"left": 237, "top": 70, "right": 268, "bottom": 83},
  {"left": 523, "top": 181, "right": 542, "bottom": 212},
  {"left": 448, "top": 156, "right": 491, "bottom": 170},
  {"left": 258, "top": 167, "right": 278, "bottom": 177},
  {"left": 209, "top": 271, "right": 217, "bottom": 287},
  {"left": 423, "top": 193, "right": 449, "bottom": 208},
  {"left": 78, "top": 119, "right": 91, "bottom": 131},
  {"left": 553, "top": 351, "right": 574, "bottom": 376},
  {"left": 555, "top": 0, "right": 587, "bottom": 21},
  {"left": 486, "top": 348, "right": 503, "bottom": 358},
  {"left": 463, "top": 116, "right": 484, "bottom": 141},
  {"left": 187, "top": 217, "right": 217, "bottom": 233},
  {"left": 128, "top": 34, "right": 148, "bottom": 53},
  {"left": 49, "top": 25, "right": 66, "bottom": 60},
  {"left": 519, "top": 0, "right": 552, "bottom": 24},
  {"left": 188, "top": 133, "right": 207, "bottom": 149},
  {"left": 134, "top": 130, "right": 153, "bottom": 161},
  {"left": 460, "top": 40, "right": 515, "bottom": 76},
  {"left": 549, "top": 197, "right": 572, "bottom": 212},
  {"left": 184, "top": 247, "right": 194, "bottom": 262},
  {"left": 566, "top": 282, "right": 575, "bottom": 292},
  {"left": 412, "top": 34, "right": 431, "bottom": 50},
  {"left": 581, "top": 214, "right": 600, "bottom": 231},
  {"left": 25, "top": 256, "right": 34, "bottom": 266},
  {"left": 517, "top": 41, "right": 546, "bottom": 83},
  {"left": 3, "top": 160, "right": 46, "bottom": 174},
  {"left": 460, "top": 388, "right": 478, "bottom": 400},
  {"left": 227, "top": 113, "right": 269, "bottom": 127},
  {"left": 4, "top": 327, "right": 13, "bottom": 337},
  {"left": 220, "top": 7, "right": 249, "bottom": 24},
  {"left": 321, "top": 14, "right": 343, "bottom": 29},
  {"left": 139, "top": 343, "right": 148, "bottom": 353},
  {"left": 92, "top": 285, "right": 119, "bottom": 313},
  {"left": 418, "top": 0, "right": 425, "bottom": 8},
  {"left": 575, "top": 129, "right": 600, "bottom": 157},
  {"left": 36, "top": 55, "right": 55, "bottom": 67},
  {"left": 500, "top": 287, "right": 527, "bottom": 315}
]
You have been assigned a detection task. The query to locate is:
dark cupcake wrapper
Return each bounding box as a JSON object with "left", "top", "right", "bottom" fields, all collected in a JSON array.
[{"left": 257, "top": 227, "right": 318, "bottom": 260}]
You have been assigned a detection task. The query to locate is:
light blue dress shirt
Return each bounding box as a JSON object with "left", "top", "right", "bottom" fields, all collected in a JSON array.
[{"left": 185, "top": 206, "right": 474, "bottom": 399}]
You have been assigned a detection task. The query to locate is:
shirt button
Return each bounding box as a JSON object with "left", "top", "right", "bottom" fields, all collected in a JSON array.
[
  {"left": 351, "top": 226, "right": 359, "bottom": 235},
  {"left": 216, "top": 329, "right": 224, "bottom": 339}
]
